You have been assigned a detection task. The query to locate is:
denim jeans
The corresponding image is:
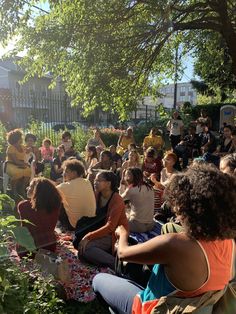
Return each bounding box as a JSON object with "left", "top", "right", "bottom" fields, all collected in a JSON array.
[{"left": 92, "top": 273, "right": 143, "bottom": 314}]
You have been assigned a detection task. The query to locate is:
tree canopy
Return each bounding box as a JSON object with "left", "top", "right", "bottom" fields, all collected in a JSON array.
[{"left": 0, "top": 0, "right": 236, "bottom": 118}]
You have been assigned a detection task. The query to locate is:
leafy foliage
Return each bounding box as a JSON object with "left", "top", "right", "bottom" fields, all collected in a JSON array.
[
  {"left": 0, "top": 194, "right": 36, "bottom": 257},
  {"left": 0, "top": 259, "right": 65, "bottom": 313},
  {"left": 192, "top": 32, "right": 236, "bottom": 98},
  {"left": 0, "top": 122, "right": 7, "bottom": 156},
  {"left": 0, "top": 1, "right": 236, "bottom": 118}
]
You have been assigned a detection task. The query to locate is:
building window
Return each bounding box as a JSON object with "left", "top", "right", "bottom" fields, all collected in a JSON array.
[
  {"left": 180, "top": 96, "right": 185, "bottom": 102},
  {"left": 180, "top": 86, "right": 186, "bottom": 93}
]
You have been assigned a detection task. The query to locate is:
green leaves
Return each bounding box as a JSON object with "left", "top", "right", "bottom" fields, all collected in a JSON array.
[
  {"left": 0, "top": 0, "right": 236, "bottom": 117},
  {"left": 11, "top": 226, "right": 36, "bottom": 252}
]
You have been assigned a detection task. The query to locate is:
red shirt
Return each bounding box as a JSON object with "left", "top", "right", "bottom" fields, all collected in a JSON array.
[
  {"left": 17, "top": 200, "right": 60, "bottom": 252},
  {"left": 142, "top": 157, "right": 162, "bottom": 179}
]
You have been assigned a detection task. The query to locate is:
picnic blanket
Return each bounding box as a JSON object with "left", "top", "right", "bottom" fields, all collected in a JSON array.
[
  {"left": 129, "top": 220, "right": 163, "bottom": 243},
  {"left": 54, "top": 232, "right": 114, "bottom": 302},
  {"left": 9, "top": 221, "right": 163, "bottom": 303}
]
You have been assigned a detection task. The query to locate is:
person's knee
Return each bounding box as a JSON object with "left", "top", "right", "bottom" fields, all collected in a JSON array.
[
  {"left": 92, "top": 273, "right": 113, "bottom": 293},
  {"left": 92, "top": 273, "right": 104, "bottom": 292}
]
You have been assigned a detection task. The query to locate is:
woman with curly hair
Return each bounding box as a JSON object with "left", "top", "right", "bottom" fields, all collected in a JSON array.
[
  {"left": 5, "top": 129, "right": 31, "bottom": 196},
  {"left": 220, "top": 153, "right": 236, "bottom": 176},
  {"left": 93, "top": 164, "right": 236, "bottom": 314},
  {"left": 18, "top": 177, "right": 63, "bottom": 253}
]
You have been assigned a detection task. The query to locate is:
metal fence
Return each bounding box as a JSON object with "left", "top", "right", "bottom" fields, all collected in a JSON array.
[{"left": 10, "top": 90, "right": 82, "bottom": 127}]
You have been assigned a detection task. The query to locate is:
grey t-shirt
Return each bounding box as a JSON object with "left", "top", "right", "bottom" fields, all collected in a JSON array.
[{"left": 121, "top": 185, "right": 154, "bottom": 224}]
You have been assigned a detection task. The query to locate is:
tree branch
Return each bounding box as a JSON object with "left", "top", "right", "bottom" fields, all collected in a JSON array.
[{"left": 174, "top": 20, "right": 221, "bottom": 32}]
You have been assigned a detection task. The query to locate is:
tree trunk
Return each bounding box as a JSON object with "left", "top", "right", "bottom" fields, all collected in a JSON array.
[{"left": 216, "top": 0, "right": 236, "bottom": 77}]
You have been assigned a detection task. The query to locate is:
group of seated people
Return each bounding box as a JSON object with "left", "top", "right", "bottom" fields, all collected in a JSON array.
[{"left": 4, "top": 117, "right": 236, "bottom": 313}]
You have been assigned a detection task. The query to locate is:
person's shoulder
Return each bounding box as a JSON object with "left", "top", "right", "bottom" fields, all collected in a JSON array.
[
  {"left": 111, "top": 192, "right": 124, "bottom": 203},
  {"left": 57, "top": 181, "right": 68, "bottom": 190},
  {"left": 7, "top": 145, "right": 15, "bottom": 153},
  {"left": 82, "top": 178, "right": 94, "bottom": 186},
  {"left": 18, "top": 200, "right": 31, "bottom": 211}
]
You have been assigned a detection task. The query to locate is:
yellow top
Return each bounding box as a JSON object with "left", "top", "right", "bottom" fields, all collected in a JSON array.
[
  {"left": 119, "top": 135, "right": 133, "bottom": 150},
  {"left": 143, "top": 135, "right": 164, "bottom": 149},
  {"left": 6, "top": 145, "right": 26, "bottom": 162}
]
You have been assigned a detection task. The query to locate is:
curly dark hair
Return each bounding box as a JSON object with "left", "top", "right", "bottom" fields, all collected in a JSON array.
[
  {"left": 164, "top": 163, "right": 236, "bottom": 240},
  {"left": 7, "top": 129, "right": 23, "bottom": 145},
  {"left": 62, "top": 131, "right": 71, "bottom": 139},
  {"left": 62, "top": 159, "right": 85, "bottom": 177},
  {"left": 25, "top": 133, "right": 37, "bottom": 143},
  {"left": 30, "top": 178, "right": 62, "bottom": 213},
  {"left": 221, "top": 153, "right": 236, "bottom": 175}
]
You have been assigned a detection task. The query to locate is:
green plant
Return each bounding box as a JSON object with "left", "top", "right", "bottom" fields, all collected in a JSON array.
[
  {"left": 100, "top": 128, "right": 121, "bottom": 147},
  {"left": 0, "top": 195, "right": 67, "bottom": 313},
  {"left": 0, "top": 194, "right": 35, "bottom": 258},
  {"left": 0, "top": 122, "right": 7, "bottom": 158},
  {"left": 0, "top": 260, "right": 65, "bottom": 314}
]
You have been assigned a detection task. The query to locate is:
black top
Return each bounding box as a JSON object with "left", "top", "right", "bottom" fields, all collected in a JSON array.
[{"left": 50, "top": 156, "right": 67, "bottom": 181}]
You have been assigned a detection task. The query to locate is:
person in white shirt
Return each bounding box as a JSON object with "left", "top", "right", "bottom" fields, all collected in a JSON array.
[
  {"left": 57, "top": 159, "right": 96, "bottom": 230},
  {"left": 120, "top": 167, "right": 154, "bottom": 233},
  {"left": 166, "top": 111, "right": 184, "bottom": 149}
]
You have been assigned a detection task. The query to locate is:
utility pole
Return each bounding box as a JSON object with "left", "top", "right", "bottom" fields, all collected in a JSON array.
[{"left": 173, "top": 44, "right": 178, "bottom": 109}]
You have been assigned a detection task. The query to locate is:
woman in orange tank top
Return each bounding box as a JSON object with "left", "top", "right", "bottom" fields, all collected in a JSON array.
[{"left": 93, "top": 163, "right": 236, "bottom": 314}]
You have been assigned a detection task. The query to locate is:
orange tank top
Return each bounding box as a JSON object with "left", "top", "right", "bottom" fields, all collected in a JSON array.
[{"left": 176, "top": 239, "right": 235, "bottom": 297}]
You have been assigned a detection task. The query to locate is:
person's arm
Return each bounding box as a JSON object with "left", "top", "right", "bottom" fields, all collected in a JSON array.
[
  {"left": 143, "top": 137, "right": 148, "bottom": 151},
  {"left": 50, "top": 147, "right": 55, "bottom": 157},
  {"left": 117, "top": 225, "right": 174, "bottom": 265},
  {"left": 120, "top": 187, "right": 131, "bottom": 202},
  {"left": 98, "top": 138, "right": 106, "bottom": 149},
  {"left": 117, "top": 134, "right": 123, "bottom": 147},
  {"left": 84, "top": 197, "right": 126, "bottom": 241},
  {"left": 208, "top": 117, "right": 212, "bottom": 129},
  {"left": 90, "top": 161, "right": 101, "bottom": 171},
  {"left": 53, "top": 160, "right": 63, "bottom": 174},
  {"left": 89, "top": 158, "right": 98, "bottom": 169},
  {"left": 34, "top": 147, "right": 40, "bottom": 162},
  {"left": 150, "top": 173, "right": 164, "bottom": 189},
  {"left": 180, "top": 121, "right": 184, "bottom": 138},
  {"left": 131, "top": 135, "right": 136, "bottom": 145},
  {"left": 166, "top": 120, "right": 171, "bottom": 131}
]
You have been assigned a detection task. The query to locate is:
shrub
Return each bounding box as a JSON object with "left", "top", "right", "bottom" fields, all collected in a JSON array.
[
  {"left": 100, "top": 128, "right": 121, "bottom": 147},
  {"left": 0, "top": 195, "right": 66, "bottom": 313},
  {"left": 0, "top": 122, "right": 7, "bottom": 159}
]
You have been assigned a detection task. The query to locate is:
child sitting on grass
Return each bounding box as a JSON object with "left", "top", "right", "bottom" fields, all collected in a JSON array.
[{"left": 40, "top": 138, "right": 54, "bottom": 164}]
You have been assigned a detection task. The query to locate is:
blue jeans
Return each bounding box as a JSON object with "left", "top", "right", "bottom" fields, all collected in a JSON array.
[{"left": 92, "top": 273, "right": 143, "bottom": 314}]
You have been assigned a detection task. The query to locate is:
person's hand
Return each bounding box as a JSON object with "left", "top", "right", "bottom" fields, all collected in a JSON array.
[
  {"left": 78, "top": 236, "right": 90, "bottom": 255},
  {"left": 150, "top": 173, "right": 157, "bottom": 184},
  {"left": 115, "top": 225, "right": 129, "bottom": 240}
]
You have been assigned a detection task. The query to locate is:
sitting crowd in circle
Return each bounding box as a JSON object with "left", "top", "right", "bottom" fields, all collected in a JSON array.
[{"left": 3, "top": 109, "right": 236, "bottom": 313}]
